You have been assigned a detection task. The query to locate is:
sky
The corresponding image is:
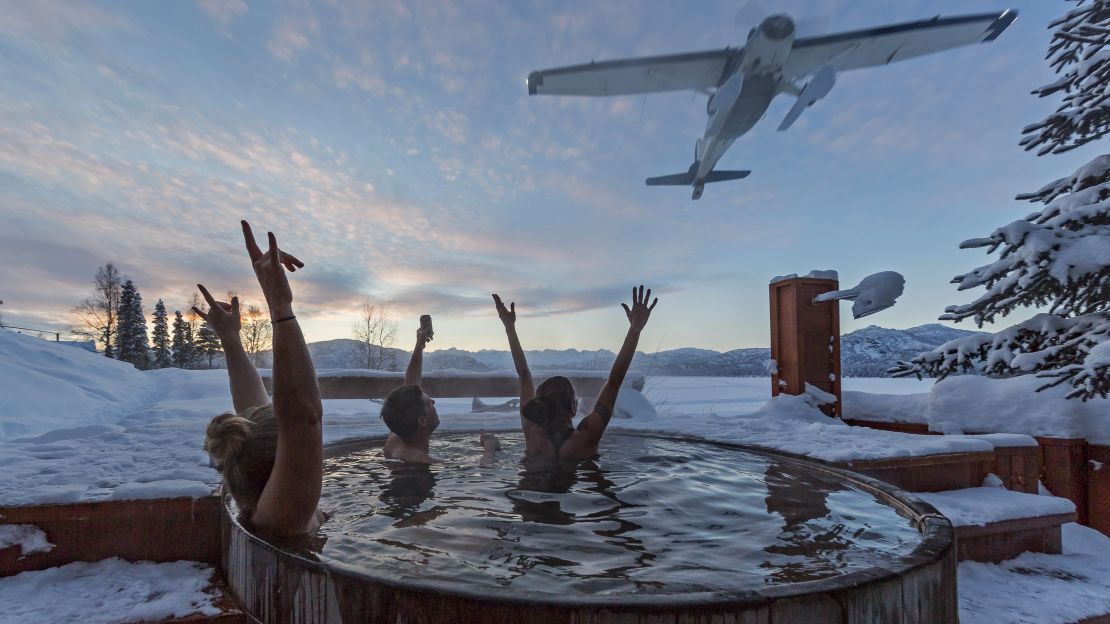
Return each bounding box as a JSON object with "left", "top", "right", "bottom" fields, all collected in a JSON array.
[{"left": 0, "top": 0, "right": 1103, "bottom": 353}]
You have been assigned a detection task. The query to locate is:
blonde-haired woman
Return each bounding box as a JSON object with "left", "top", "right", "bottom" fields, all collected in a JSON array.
[{"left": 201, "top": 221, "right": 324, "bottom": 537}]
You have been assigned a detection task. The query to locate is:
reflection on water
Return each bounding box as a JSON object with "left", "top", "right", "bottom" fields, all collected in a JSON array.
[{"left": 317, "top": 433, "right": 920, "bottom": 596}]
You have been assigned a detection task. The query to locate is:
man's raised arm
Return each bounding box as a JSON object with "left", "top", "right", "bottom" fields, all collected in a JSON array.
[{"left": 403, "top": 320, "right": 433, "bottom": 386}]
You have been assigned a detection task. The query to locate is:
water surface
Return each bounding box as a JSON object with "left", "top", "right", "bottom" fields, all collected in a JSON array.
[{"left": 318, "top": 432, "right": 920, "bottom": 596}]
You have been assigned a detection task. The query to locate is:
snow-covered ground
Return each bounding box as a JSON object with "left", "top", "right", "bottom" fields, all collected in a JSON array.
[
  {"left": 959, "top": 523, "right": 1110, "bottom": 624},
  {"left": 0, "top": 329, "right": 996, "bottom": 507},
  {"left": 3, "top": 328, "right": 1110, "bottom": 623},
  {"left": 0, "top": 558, "right": 221, "bottom": 624}
]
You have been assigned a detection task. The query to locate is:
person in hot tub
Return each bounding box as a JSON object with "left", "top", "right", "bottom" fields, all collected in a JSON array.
[
  {"left": 492, "top": 285, "right": 658, "bottom": 462},
  {"left": 381, "top": 320, "right": 500, "bottom": 464},
  {"left": 201, "top": 221, "right": 326, "bottom": 538}
]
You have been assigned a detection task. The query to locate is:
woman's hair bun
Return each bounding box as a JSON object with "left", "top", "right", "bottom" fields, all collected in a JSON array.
[{"left": 204, "top": 412, "right": 253, "bottom": 469}]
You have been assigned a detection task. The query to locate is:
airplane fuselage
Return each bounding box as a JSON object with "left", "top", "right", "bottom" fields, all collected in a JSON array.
[{"left": 695, "top": 16, "right": 796, "bottom": 187}]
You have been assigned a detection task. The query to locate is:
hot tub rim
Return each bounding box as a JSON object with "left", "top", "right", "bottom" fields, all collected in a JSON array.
[{"left": 225, "top": 430, "right": 953, "bottom": 611}]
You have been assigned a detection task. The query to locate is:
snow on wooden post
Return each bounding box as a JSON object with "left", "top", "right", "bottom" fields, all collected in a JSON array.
[{"left": 769, "top": 275, "right": 841, "bottom": 417}]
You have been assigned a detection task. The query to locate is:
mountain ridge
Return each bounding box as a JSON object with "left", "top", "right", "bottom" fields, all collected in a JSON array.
[{"left": 253, "top": 323, "right": 980, "bottom": 377}]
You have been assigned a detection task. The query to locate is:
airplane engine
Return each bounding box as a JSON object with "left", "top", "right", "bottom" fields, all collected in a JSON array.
[{"left": 741, "top": 15, "right": 795, "bottom": 74}]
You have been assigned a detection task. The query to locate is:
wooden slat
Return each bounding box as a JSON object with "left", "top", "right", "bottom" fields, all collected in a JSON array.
[
  {"left": 1038, "top": 437, "right": 1089, "bottom": 525},
  {"left": 0, "top": 496, "right": 221, "bottom": 576},
  {"left": 1089, "top": 445, "right": 1110, "bottom": 538},
  {"left": 841, "top": 419, "right": 933, "bottom": 435}
]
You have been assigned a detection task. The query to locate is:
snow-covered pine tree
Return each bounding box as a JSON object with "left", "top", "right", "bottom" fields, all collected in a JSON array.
[
  {"left": 196, "top": 321, "right": 222, "bottom": 369},
  {"left": 171, "top": 310, "right": 193, "bottom": 369},
  {"left": 151, "top": 299, "right": 172, "bottom": 369},
  {"left": 116, "top": 280, "right": 137, "bottom": 367},
  {"left": 892, "top": 1, "right": 1109, "bottom": 400},
  {"left": 1021, "top": 0, "right": 1110, "bottom": 155},
  {"left": 128, "top": 283, "right": 149, "bottom": 369}
]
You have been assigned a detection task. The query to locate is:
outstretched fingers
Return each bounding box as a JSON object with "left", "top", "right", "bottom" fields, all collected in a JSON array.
[
  {"left": 231, "top": 296, "right": 240, "bottom": 318},
  {"left": 648, "top": 297, "right": 659, "bottom": 311},
  {"left": 280, "top": 252, "right": 304, "bottom": 272},
  {"left": 197, "top": 283, "right": 217, "bottom": 308},
  {"left": 241, "top": 221, "right": 262, "bottom": 262},
  {"left": 191, "top": 306, "right": 209, "bottom": 322},
  {"left": 621, "top": 303, "right": 631, "bottom": 317},
  {"left": 268, "top": 232, "right": 280, "bottom": 272}
]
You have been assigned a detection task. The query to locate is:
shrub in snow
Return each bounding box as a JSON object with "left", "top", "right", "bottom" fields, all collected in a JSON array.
[{"left": 892, "top": 2, "right": 1110, "bottom": 401}]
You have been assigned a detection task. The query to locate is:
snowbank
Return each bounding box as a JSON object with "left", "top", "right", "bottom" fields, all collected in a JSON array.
[
  {"left": 843, "top": 374, "right": 1110, "bottom": 444},
  {"left": 0, "top": 558, "right": 221, "bottom": 623},
  {"left": 0, "top": 330, "right": 155, "bottom": 440},
  {"left": 623, "top": 387, "right": 992, "bottom": 464},
  {"left": 929, "top": 375, "right": 1110, "bottom": 443},
  {"left": 842, "top": 390, "right": 930, "bottom": 424}
]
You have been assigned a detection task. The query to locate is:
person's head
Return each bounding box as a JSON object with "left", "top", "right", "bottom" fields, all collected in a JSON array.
[
  {"left": 522, "top": 376, "right": 578, "bottom": 430},
  {"left": 381, "top": 384, "right": 439, "bottom": 441},
  {"left": 204, "top": 404, "right": 278, "bottom": 513}
]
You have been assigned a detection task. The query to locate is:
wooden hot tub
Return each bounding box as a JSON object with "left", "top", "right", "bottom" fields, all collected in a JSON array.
[{"left": 221, "top": 433, "right": 956, "bottom": 624}]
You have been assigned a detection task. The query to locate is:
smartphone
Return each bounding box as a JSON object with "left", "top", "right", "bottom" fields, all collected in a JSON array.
[{"left": 420, "top": 314, "right": 433, "bottom": 340}]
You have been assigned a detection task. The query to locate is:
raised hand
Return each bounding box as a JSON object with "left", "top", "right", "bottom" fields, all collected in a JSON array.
[
  {"left": 241, "top": 220, "right": 303, "bottom": 317},
  {"left": 492, "top": 294, "right": 516, "bottom": 327},
  {"left": 621, "top": 285, "right": 658, "bottom": 333},
  {"left": 416, "top": 324, "right": 433, "bottom": 348},
  {"left": 193, "top": 284, "right": 241, "bottom": 341}
]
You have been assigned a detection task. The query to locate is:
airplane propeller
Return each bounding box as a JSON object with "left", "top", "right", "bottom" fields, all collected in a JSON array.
[{"left": 733, "top": 0, "right": 830, "bottom": 38}]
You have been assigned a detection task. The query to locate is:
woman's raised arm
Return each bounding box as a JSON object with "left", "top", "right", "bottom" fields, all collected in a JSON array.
[
  {"left": 567, "top": 286, "right": 657, "bottom": 456},
  {"left": 194, "top": 285, "right": 268, "bottom": 414},
  {"left": 493, "top": 294, "right": 535, "bottom": 421},
  {"left": 239, "top": 220, "right": 322, "bottom": 537}
]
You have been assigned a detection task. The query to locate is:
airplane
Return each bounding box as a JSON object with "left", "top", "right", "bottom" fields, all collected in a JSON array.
[{"left": 526, "top": 10, "right": 1018, "bottom": 199}]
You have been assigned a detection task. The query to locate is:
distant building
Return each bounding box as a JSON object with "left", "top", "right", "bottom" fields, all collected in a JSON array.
[{"left": 59, "top": 340, "right": 97, "bottom": 353}]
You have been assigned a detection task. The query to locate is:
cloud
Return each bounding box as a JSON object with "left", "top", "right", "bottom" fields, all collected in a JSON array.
[
  {"left": 197, "top": 0, "right": 247, "bottom": 29},
  {"left": 268, "top": 15, "right": 317, "bottom": 63},
  {"left": 0, "top": 0, "right": 131, "bottom": 44}
]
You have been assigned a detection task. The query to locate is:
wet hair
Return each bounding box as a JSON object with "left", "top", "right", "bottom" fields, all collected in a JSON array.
[
  {"left": 381, "top": 384, "right": 426, "bottom": 440},
  {"left": 522, "top": 376, "right": 577, "bottom": 453},
  {"left": 204, "top": 404, "right": 278, "bottom": 513}
]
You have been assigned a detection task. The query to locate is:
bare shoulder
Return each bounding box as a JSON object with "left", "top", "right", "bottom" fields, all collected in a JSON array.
[
  {"left": 382, "top": 435, "right": 398, "bottom": 459},
  {"left": 560, "top": 429, "right": 599, "bottom": 462}
]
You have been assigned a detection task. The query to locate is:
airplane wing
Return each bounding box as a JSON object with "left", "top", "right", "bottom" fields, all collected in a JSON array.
[
  {"left": 527, "top": 48, "right": 738, "bottom": 96},
  {"left": 783, "top": 10, "right": 1017, "bottom": 78}
]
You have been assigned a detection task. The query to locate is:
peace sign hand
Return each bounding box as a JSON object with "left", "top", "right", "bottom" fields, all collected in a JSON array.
[
  {"left": 621, "top": 285, "right": 658, "bottom": 333},
  {"left": 241, "top": 220, "right": 303, "bottom": 317},
  {"left": 193, "top": 284, "right": 240, "bottom": 341},
  {"left": 492, "top": 294, "right": 516, "bottom": 327}
]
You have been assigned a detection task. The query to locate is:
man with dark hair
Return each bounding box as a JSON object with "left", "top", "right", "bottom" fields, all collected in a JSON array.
[{"left": 381, "top": 319, "right": 499, "bottom": 464}]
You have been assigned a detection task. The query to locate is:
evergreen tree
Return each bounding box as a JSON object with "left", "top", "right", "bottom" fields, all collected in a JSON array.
[
  {"left": 196, "top": 321, "right": 222, "bottom": 369},
  {"left": 151, "top": 299, "right": 172, "bottom": 369},
  {"left": 172, "top": 310, "right": 193, "bottom": 369},
  {"left": 893, "top": 1, "right": 1109, "bottom": 400},
  {"left": 115, "top": 280, "right": 150, "bottom": 370}
]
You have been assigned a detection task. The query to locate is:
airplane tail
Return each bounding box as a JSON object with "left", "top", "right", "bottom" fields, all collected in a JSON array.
[
  {"left": 645, "top": 162, "right": 698, "bottom": 186},
  {"left": 704, "top": 170, "right": 751, "bottom": 182},
  {"left": 644, "top": 165, "right": 751, "bottom": 186}
]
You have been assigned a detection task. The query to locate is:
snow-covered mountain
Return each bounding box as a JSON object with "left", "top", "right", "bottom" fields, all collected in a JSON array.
[
  {"left": 839, "top": 324, "right": 982, "bottom": 377},
  {"left": 255, "top": 323, "right": 980, "bottom": 377}
]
